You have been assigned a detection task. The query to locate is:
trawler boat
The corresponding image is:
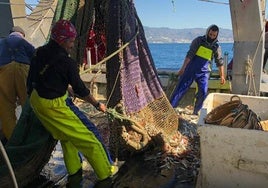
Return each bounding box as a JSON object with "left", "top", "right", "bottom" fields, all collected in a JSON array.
[{"left": 1, "top": 1, "right": 268, "bottom": 188}]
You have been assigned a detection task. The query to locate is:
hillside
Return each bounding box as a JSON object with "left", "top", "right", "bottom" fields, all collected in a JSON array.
[{"left": 143, "top": 26, "right": 233, "bottom": 43}]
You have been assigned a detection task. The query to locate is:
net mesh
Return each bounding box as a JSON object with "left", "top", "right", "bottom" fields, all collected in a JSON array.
[
  {"left": 105, "top": 0, "right": 183, "bottom": 160},
  {"left": 108, "top": 97, "right": 182, "bottom": 160}
]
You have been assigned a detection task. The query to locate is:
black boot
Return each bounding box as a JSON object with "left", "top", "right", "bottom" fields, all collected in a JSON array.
[
  {"left": 93, "top": 177, "right": 114, "bottom": 188},
  {"left": 66, "top": 168, "right": 83, "bottom": 188}
]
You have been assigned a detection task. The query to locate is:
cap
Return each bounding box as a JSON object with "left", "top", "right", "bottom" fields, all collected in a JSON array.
[{"left": 51, "top": 20, "right": 77, "bottom": 44}]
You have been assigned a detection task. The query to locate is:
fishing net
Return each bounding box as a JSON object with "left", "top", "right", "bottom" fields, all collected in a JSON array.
[
  {"left": 67, "top": 0, "right": 186, "bottom": 160},
  {"left": 0, "top": 99, "right": 57, "bottom": 187},
  {"left": 0, "top": 1, "right": 189, "bottom": 186},
  {"left": 103, "top": 0, "right": 184, "bottom": 160}
]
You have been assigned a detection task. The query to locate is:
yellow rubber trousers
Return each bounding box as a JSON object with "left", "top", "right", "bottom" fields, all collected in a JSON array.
[
  {"left": 30, "top": 90, "right": 114, "bottom": 180},
  {"left": 0, "top": 61, "right": 29, "bottom": 139}
]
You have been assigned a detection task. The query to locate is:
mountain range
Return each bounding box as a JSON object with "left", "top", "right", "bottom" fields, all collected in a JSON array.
[{"left": 143, "top": 26, "right": 233, "bottom": 43}]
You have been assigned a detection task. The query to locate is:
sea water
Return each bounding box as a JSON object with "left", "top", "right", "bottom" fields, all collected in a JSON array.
[{"left": 148, "top": 43, "right": 234, "bottom": 71}]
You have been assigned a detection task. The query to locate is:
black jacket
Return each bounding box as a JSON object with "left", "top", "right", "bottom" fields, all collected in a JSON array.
[{"left": 27, "top": 40, "right": 90, "bottom": 99}]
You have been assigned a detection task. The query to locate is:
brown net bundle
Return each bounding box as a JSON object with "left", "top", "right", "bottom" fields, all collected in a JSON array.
[
  {"left": 204, "top": 95, "right": 263, "bottom": 130},
  {"left": 105, "top": 0, "right": 185, "bottom": 160}
]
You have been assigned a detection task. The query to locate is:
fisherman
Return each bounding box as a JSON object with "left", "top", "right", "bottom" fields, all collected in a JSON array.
[
  {"left": 27, "top": 19, "right": 118, "bottom": 183},
  {"left": 0, "top": 26, "right": 35, "bottom": 142},
  {"left": 170, "top": 24, "right": 226, "bottom": 115}
]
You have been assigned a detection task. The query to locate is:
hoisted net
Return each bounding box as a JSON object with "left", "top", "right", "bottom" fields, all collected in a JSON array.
[
  {"left": 0, "top": 1, "right": 187, "bottom": 186},
  {"left": 104, "top": 0, "right": 185, "bottom": 160}
]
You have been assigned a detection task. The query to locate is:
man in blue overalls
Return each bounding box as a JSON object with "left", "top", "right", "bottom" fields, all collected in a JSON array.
[{"left": 170, "top": 24, "right": 226, "bottom": 115}]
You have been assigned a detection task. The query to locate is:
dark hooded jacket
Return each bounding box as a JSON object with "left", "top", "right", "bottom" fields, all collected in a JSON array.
[{"left": 186, "top": 24, "right": 224, "bottom": 67}]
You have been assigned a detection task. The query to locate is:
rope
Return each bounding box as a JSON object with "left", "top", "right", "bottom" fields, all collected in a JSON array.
[
  {"left": 244, "top": 23, "right": 265, "bottom": 96},
  {"left": 79, "top": 26, "right": 139, "bottom": 108},
  {"left": 77, "top": 104, "right": 150, "bottom": 150},
  {"left": 106, "top": 108, "right": 150, "bottom": 150},
  {"left": 79, "top": 2, "right": 144, "bottom": 151},
  {"left": 245, "top": 56, "right": 257, "bottom": 95},
  {"left": 78, "top": 24, "right": 139, "bottom": 108},
  {"left": 79, "top": 28, "right": 139, "bottom": 75}
]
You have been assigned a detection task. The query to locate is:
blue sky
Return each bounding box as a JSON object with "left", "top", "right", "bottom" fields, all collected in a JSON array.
[
  {"left": 134, "top": 0, "right": 232, "bottom": 29},
  {"left": 25, "top": 0, "right": 231, "bottom": 29},
  {"left": 25, "top": 0, "right": 267, "bottom": 30}
]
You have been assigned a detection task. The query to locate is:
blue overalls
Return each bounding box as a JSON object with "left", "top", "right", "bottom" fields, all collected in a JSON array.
[{"left": 170, "top": 45, "right": 212, "bottom": 114}]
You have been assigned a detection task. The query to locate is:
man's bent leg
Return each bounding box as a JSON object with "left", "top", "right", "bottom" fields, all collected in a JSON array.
[{"left": 193, "top": 74, "right": 209, "bottom": 115}]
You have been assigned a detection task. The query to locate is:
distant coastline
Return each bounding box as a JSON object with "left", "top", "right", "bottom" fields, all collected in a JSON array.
[
  {"left": 148, "top": 43, "right": 234, "bottom": 70},
  {"left": 143, "top": 26, "right": 233, "bottom": 43}
]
